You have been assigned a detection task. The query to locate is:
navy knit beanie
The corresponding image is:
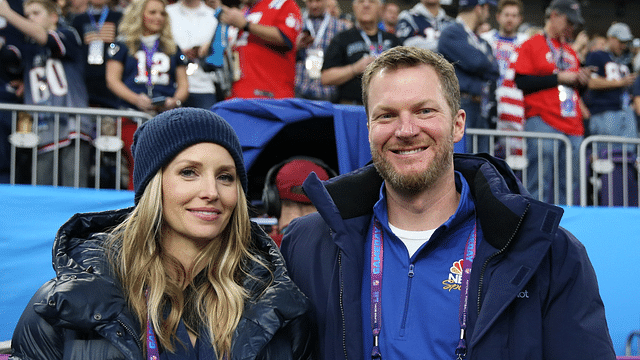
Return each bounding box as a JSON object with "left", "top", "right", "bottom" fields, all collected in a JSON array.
[{"left": 131, "top": 108, "right": 247, "bottom": 203}]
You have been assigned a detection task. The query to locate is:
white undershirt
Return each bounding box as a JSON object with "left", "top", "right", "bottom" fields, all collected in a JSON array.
[
  {"left": 389, "top": 223, "right": 436, "bottom": 257},
  {"left": 141, "top": 34, "right": 161, "bottom": 48},
  {"left": 166, "top": 2, "right": 217, "bottom": 93}
]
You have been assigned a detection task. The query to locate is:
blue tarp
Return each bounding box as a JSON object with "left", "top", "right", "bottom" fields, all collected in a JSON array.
[
  {"left": 1, "top": 184, "right": 638, "bottom": 355},
  {"left": 211, "top": 98, "right": 371, "bottom": 175}
]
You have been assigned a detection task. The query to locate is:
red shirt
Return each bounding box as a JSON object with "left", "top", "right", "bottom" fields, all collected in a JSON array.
[
  {"left": 514, "top": 33, "right": 584, "bottom": 136},
  {"left": 230, "top": 0, "right": 302, "bottom": 99}
]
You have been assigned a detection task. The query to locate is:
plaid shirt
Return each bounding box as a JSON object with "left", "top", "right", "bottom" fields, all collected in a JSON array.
[{"left": 295, "top": 14, "right": 349, "bottom": 101}]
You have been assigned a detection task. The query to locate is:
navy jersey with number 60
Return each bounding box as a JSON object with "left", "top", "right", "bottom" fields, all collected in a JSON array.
[
  {"left": 21, "top": 26, "right": 93, "bottom": 150},
  {"left": 106, "top": 40, "right": 187, "bottom": 108},
  {"left": 22, "top": 27, "right": 87, "bottom": 108}
]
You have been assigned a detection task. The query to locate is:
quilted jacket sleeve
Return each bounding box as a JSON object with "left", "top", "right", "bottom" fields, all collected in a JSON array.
[
  {"left": 10, "top": 280, "right": 64, "bottom": 360},
  {"left": 257, "top": 312, "right": 315, "bottom": 360}
]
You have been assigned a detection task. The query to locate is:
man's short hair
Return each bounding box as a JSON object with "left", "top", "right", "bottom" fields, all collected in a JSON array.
[
  {"left": 497, "top": 0, "right": 523, "bottom": 15},
  {"left": 24, "top": 0, "right": 61, "bottom": 16},
  {"left": 361, "top": 46, "right": 460, "bottom": 120},
  {"left": 458, "top": 0, "right": 497, "bottom": 11},
  {"left": 353, "top": 0, "right": 382, "bottom": 5}
]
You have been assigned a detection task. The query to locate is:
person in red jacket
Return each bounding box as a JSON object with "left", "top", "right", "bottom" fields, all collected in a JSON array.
[
  {"left": 514, "top": 0, "right": 593, "bottom": 205},
  {"left": 219, "top": 0, "right": 302, "bottom": 99}
]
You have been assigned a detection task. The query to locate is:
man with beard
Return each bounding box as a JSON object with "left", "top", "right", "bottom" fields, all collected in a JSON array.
[
  {"left": 280, "top": 46, "right": 615, "bottom": 360},
  {"left": 480, "top": 0, "right": 528, "bottom": 162}
]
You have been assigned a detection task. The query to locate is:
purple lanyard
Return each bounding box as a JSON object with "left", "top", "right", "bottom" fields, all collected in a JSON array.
[
  {"left": 144, "top": 289, "right": 230, "bottom": 360},
  {"left": 141, "top": 39, "right": 160, "bottom": 92},
  {"left": 370, "top": 218, "right": 477, "bottom": 360},
  {"left": 145, "top": 289, "right": 161, "bottom": 360},
  {"left": 370, "top": 219, "right": 384, "bottom": 359},
  {"left": 455, "top": 221, "right": 477, "bottom": 360}
]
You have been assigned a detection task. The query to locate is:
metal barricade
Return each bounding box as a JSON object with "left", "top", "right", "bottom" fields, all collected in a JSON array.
[
  {"left": 0, "top": 340, "right": 9, "bottom": 354},
  {"left": 627, "top": 330, "right": 640, "bottom": 356},
  {"left": 1, "top": 104, "right": 151, "bottom": 190},
  {"left": 466, "top": 129, "right": 574, "bottom": 205},
  {"left": 579, "top": 135, "right": 640, "bottom": 207}
]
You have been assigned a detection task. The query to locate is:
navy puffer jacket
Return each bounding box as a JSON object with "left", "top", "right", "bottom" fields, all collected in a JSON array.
[{"left": 10, "top": 207, "right": 314, "bottom": 360}]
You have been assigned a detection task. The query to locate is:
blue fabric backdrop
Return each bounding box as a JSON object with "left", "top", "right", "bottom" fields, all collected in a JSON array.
[
  {"left": 1, "top": 185, "right": 638, "bottom": 356},
  {"left": 211, "top": 98, "right": 371, "bottom": 175}
]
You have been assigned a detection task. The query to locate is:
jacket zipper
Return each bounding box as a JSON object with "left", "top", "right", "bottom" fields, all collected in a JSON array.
[
  {"left": 476, "top": 203, "right": 530, "bottom": 315},
  {"left": 338, "top": 250, "right": 349, "bottom": 359},
  {"left": 399, "top": 264, "right": 415, "bottom": 337},
  {"left": 117, "top": 319, "right": 143, "bottom": 350}
]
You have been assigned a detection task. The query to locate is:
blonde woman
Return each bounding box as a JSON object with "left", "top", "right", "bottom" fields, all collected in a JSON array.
[
  {"left": 106, "top": 0, "right": 190, "bottom": 190},
  {"left": 106, "top": 0, "right": 188, "bottom": 113},
  {"left": 10, "top": 108, "right": 313, "bottom": 359}
]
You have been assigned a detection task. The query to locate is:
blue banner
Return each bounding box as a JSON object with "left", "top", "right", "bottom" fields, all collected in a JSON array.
[{"left": 0, "top": 185, "right": 638, "bottom": 356}]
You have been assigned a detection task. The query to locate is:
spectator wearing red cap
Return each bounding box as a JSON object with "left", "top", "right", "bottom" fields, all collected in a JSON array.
[{"left": 262, "top": 157, "right": 334, "bottom": 245}]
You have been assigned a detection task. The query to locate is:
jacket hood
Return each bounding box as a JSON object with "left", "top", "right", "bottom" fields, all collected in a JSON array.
[{"left": 303, "top": 153, "right": 560, "bottom": 251}]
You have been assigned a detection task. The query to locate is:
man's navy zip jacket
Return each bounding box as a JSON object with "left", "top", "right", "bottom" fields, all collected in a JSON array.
[{"left": 281, "top": 153, "right": 615, "bottom": 360}]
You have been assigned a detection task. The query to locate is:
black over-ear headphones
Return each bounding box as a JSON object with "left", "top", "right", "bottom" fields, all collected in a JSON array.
[{"left": 261, "top": 156, "right": 337, "bottom": 218}]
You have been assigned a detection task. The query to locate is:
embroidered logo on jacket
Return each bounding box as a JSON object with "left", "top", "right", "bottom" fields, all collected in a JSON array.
[{"left": 442, "top": 259, "right": 463, "bottom": 291}]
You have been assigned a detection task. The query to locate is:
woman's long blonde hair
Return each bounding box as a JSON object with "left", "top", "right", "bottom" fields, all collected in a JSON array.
[
  {"left": 106, "top": 169, "right": 256, "bottom": 358},
  {"left": 117, "top": 0, "right": 177, "bottom": 55}
]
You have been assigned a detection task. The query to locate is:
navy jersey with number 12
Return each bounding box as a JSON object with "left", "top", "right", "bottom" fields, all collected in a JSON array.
[{"left": 107, "top": 40, "right": 188, "bottom": 108}]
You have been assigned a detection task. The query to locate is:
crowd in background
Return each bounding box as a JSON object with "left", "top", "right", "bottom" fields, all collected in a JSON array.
[
  {"left": 0, "top": 2, "right": 629, "bottom": 358},
  {"left": 1, "top": 0, "right": 640, "bottom": 205}
]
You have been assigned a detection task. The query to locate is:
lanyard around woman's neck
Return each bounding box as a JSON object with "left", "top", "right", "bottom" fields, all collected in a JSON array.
[
  {"left": 144, "top": 285, "right": 230, "bottom": 360},
  {"left": 140, "top": 39, "right": 160, "bottom": 96},
  {"left": 369, "top": 217, "right": 478, "bottom": 360},
  {"left": 145, "top": 289, "right": 161, "bottom": 360}
]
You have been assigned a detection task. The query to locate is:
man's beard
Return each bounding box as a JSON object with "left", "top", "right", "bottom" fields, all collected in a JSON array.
[{"left": 370, "top": 134, "right": 454, "bottom": 195}]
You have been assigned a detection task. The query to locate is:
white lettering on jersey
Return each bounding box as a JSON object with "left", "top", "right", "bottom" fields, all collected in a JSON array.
[
  {"left": 29, "top": 59, "right": 68, "bottom": 103},
  {"left": 133, "top": 50, "right": 171, "bottom": 86},
  {"left": 269, "top": 0, "right": 285, "bottom": 10}
]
